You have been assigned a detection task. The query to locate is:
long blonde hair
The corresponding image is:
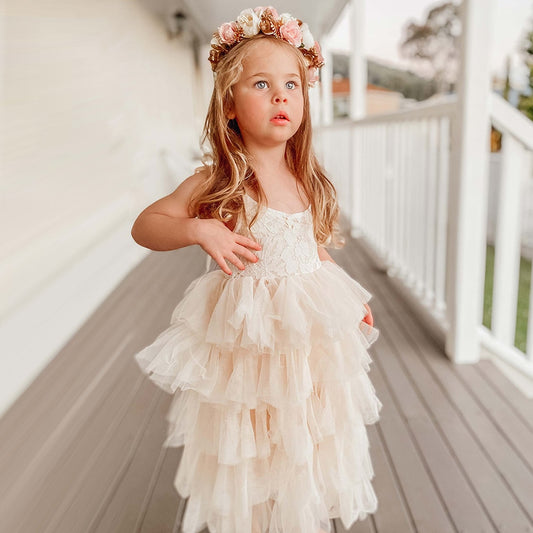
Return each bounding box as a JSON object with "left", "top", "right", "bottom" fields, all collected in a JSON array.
[{"left": 188, "top": 33, "right": 345, "bottom": 248}]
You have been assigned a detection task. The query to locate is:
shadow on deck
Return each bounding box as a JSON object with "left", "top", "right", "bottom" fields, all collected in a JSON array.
[{"left": 1, "top": 215, "right": 532, "bottom": 533}]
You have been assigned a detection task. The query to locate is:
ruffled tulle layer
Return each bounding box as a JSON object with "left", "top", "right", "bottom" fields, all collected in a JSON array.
[{"left": 134, "top": 260, "right": 382, "bottom": 533}]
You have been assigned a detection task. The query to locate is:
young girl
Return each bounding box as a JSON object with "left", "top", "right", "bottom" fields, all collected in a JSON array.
[{"left": 132, "top": 6, "right": 382, "bottom": 533}]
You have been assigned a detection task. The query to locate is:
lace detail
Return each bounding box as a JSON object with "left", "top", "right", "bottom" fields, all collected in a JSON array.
[{"left": 215, "top": 194, "right": 322, "bottom": 279}]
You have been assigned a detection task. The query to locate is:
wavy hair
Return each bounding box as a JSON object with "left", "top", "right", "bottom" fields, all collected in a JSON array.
[{"left": 188, "top": 33, "right": 345, "bottom": 248}]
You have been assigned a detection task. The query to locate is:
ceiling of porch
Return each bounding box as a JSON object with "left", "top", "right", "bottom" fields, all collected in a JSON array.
[{"left": 141, "top": 0, "right": 349, "bottom": 43}]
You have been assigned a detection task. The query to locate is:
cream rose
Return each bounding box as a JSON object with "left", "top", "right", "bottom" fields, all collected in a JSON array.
[
  {"left": 300, "top": 22, "right": 315, "bottom": 49},
  {"left": 237, "top": 8, "right": 260, "bottom": 37},
  {"left": 279, "top": 13, "right": 296, "bottom": 25}
]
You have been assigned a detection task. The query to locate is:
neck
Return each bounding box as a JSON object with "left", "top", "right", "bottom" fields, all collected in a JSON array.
[{"left": 247, "top": 144, "right": 289, "bottom": 178}]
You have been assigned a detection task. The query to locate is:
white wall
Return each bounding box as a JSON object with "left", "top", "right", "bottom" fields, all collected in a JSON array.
[{"left": 1, "top": 0, "right": 202, "bottom": 416}]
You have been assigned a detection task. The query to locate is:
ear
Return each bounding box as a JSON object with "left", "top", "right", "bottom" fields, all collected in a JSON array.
[{"left": 226, "top": 108, "right": 236, "bottom": 120}]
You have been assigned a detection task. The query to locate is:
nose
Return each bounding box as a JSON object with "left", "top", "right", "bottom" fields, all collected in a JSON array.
[{"left": 272, "top": 92, "right": 288, "bottom": 104}]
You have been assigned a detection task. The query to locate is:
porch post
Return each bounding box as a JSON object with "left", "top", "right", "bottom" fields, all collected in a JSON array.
[
  {"left": 348, "top": 0, "right": 366, "bottom": 236},
  {"left": 349, "top": 0, "right": 366, "bottom": 120},
  {"left": 320, "top": 37, "right": 333, "bottom": 126},
  {"left": 445, "top": 0, "right": 492, "bottom": 363}
]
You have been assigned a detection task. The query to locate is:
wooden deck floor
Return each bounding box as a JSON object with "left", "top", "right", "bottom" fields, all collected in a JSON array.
[{"left": 1, "top": 218, "right": 533, "bottom": 533}]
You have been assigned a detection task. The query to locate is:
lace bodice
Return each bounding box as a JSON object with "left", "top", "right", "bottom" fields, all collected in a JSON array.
[{"left": 207, "top": 193, "right": 322, "bottom": 279}]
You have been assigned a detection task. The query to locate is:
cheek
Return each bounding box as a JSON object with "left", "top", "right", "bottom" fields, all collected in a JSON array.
[
  {"left": 292, "top": 95, "right": 305, "bottom": 122},
  {"left": 235, "top": 94, "right": 264, "bottom": 123}
]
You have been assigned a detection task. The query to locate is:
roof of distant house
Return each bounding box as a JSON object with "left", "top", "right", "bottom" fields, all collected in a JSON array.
[{"left": 332, "top": 78, "right": 398, "bottom": 95}]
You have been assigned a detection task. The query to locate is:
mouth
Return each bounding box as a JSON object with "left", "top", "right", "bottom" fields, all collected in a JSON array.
[{"left": 271, "top": 111, "right": 289, "bottom": 122}]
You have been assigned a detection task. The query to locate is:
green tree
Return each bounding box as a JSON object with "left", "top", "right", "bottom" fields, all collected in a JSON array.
[
  {"left": 399, "top": 1, "right": 461, "bottom": 94},
  {"left": 518, "top": 26, "right": 533, "bottom": 120},
  {"left": 503, "top": 55, "right": 511, "bottom": 102}
]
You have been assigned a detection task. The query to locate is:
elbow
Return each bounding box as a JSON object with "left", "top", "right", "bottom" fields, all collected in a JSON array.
[
  {"left": 130, "top": 221, "right": 141, "bottom": 246},
  {"left": 131, "top": 219, "right": 151, "bottom": 249}
]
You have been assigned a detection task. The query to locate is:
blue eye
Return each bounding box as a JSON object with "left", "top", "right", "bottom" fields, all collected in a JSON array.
[
  {"left": 255, "top": 80, "right": 268, "bottom": 89},
  {"left": 286, "top": 81, "right": 297, "bottom": 89}
]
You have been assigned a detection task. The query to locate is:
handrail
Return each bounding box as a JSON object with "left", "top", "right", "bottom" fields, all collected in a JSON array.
[
  {"left": 317, "top": 91, "right": 533, "bottom": 381},
  {"left": 490, "top": 92, "right": 533, "bottom": 151},
  {"left": 318, "top": 94, "right": 457, "bottom": 130}
]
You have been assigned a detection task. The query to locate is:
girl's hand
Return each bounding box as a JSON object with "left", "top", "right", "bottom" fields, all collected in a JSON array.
[
  {"left": 195, "top": 218, "right": 262, "bottom": 275},
  {"left": 362, "top": 303, "right": 374, "bottom": 327}
]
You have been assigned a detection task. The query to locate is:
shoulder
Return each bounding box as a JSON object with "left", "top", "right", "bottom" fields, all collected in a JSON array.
[
  {"left": 167, "top": 166, "right": 211, "bottom": 209},
  {"left": 170, "top": 165, "right": 210, "bottom": 199},
  {"left": 139, "top": 166, "right": 211, "bottom": 220}
]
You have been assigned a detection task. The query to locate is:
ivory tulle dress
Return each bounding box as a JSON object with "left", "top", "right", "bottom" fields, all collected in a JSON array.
[{"left": 134, "top": 192, "right": 383, "bottom": 533}]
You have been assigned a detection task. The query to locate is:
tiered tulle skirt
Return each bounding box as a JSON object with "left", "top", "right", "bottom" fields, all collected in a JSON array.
[{"left": 134, "top": 260, "right": 382, "bottom": 533}]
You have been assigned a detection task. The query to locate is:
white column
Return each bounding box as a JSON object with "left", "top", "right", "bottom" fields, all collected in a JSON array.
[
  {"left": 445, "top": 0, "right": 493, "bottom": 364},
  {"left": 320, "top": 37, "right": 333, "bottom": 126},
  {"left": 309, "top": 82, "right": 321, "bottom": 128},
  {"left": 349, "top": 0, "right": 366, "bottom": 120},
  {"left": 200, "top": 43, "right": 214, "bottom": 117}
]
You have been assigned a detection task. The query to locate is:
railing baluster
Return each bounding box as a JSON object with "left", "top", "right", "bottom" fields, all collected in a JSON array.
[
  {"left": 317, "top": 93, "right": 533, "bottom": 377},
  {"left": 492, "top": 134, "right": 526, "bottom": 346}
]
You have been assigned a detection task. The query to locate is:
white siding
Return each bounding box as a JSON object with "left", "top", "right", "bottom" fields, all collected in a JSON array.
[{"left": 1, "top": 0, "right": 200, "bottom": 415}]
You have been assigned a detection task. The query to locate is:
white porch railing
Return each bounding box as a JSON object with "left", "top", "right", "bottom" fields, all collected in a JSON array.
[{"left": 317, "top": 93, "right": 533, "bottom": 379}]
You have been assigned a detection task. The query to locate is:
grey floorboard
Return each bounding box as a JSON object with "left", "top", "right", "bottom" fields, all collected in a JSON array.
[{"left": 2, "top": 221, "right": 533, "bottom": 533}]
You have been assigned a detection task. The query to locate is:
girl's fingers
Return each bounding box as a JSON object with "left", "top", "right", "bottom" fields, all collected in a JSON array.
[
  {"left": 235, "top": 234, "right": 262, "bottom": 250},
  {"left": 213, "top": 252, "right": 232, "bottom": 275},
  {"left": 233, "top": 243, "right": 259, "bottom": 263},
  {"left": 227, "top": 252, "right": 245, "bottom": 270}
]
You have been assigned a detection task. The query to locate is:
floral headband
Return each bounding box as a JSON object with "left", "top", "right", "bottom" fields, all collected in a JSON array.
[{"left": 209, "top": 6, "right": 325, "bottom": 87}]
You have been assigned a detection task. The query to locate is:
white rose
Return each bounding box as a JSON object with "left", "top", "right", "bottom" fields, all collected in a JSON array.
[
  {"left": 300, "top": 22, "right": 315, "bottom": 49},
  {"left": 279, "top": 13, "right": 296, "bottom": 25},
  {"left": 237, "top": 8, "right": 260, "bottom": 37}
]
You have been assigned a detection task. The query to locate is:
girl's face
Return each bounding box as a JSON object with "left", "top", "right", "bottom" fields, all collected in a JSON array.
[{"left": 227, "top": 38, "right": 304, "bottom": 151}]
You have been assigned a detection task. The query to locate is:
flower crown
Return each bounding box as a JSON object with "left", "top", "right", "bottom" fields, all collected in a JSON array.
[{"left": 209, "top": 6, "right": 325, "bottom": 87}]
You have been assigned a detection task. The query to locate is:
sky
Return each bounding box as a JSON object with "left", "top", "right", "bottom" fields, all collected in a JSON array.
[{"left": 327, "top": 0, "right": 533, "bottom": 91}]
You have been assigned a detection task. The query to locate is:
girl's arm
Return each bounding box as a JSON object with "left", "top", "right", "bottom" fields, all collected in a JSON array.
[
  {"left": 131, "top": 169, "right": 262, "bottom": 275},
  {"left": 131, "top": 170, "right": 208, "bottom": 251},
  {"left": 317, "top": 245, "right": 336, "bottom": 264}
]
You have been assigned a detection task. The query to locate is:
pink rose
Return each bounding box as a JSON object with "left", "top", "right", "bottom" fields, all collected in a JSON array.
[
  {"left": 218, "top": 22, "right": 238, "bottom": 45},
  {"left": 280, "top": 19, "right": 302, "bottom": 47}
]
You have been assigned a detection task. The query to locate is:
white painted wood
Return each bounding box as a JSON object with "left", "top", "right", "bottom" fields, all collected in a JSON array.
[
  {"left": 479, "top": 327, "right": 533, "bottom": 379},
  {"left": 435, "top": 118, "right": 450, "bottom": 316},
  {"left": 416, "top": 120, "right": 427, "bottom": 295},
  {"left": 350, "top": 126, "right": 364, "bottom": 237},
  {"left": 490, "top": 93, "right": 533, "bottom": 152},
  {"left": 176, "top": 0, "right": 350, "bottom": 44},
  {"left": 395, "top": 121, "right": 406, "bottom": 277},
  {"left": 383, "top": 124, "right": 394, "bottom": 266},
  {"left": 492, "top": 136, "right": 526, "bottom": 346},
  {"left": 425, "top": 118, "right": 438, "bottom": 306},
  {"left": 319, "top": 94, "right": 532, "bottom": 377},
  {"left": 444, "top": 0, "right": 492, "bottom": 364},
  {"left": 320, "top": 38, "right": 334, "bottom": 126},
  {"left": 199, "top": 42, "right": 214, "bottom": 125},
  {"left": 406, "top": 121, "right": 416, "bottom": 288},
  {"left": 349, "top": 0, "right": 366, "bottom": 120},
  {"left": 1, "top": 0, "right": 199, "bottom": 415},
  {"left": 309, "top": 79, "right": 321, "bottom": 128},
  {"left": 378, "top": 124, "right": 386, "bottom": 255},
  {"left": 386, "top": 123, "right": 398, "bottom": 269}
]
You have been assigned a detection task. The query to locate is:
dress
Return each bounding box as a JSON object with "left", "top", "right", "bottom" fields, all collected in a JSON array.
[{"left": 134, "top": 192, "right": 383, "bottom": 533}]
